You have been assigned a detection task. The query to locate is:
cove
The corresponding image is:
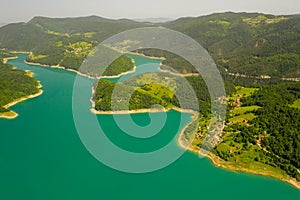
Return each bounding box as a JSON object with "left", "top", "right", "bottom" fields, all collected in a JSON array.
[{"left": 0, "top": 54, "right": 299, "bottom": 199}]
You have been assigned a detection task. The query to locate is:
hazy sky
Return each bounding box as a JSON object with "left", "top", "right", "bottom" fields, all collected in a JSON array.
[{"left": 0, "top": 0, "right": 299, "bottom": 23}]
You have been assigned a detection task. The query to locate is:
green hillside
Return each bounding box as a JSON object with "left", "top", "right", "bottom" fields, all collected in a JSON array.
[
  {"left": 0, "top": 13, "right": 299, "bottom": 185},
  {"left": 0, "top": 22, "right": 60, "bottom": 51},
  {"left": 0, "top": 12, "right": 299, "bottom": 78},
  {"left": 224, "top": 83, "right": 300, "bottom": 180},
  {"left": 0, "top": 16, "right": 148, "bottom": 73},
  {"left": 0, "top": 53, "right": 40, "bottom": 115},
  {"left": 164, "top": 12, "right": 300, "bottom": 78},
  {"left": 94, "top": 79, "right": 179, "bottom": 111}
]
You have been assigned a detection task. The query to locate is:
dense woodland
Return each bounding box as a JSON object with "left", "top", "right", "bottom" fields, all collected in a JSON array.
[
  {"left": 0, "top": 60, "right": 40, "bottom": 113},
  {"left": 94, "top": 80, "right": 178, "bottom": 111},
  {"left": 0, "top": 13, "right": 299, "bottom": 78},
  {"left": 94, "top": 71, "right": 235, "bottom": 119},
  {"left": 165, "top": 13, "right": 300, "bottom": 78},
  {"left": 244, "top": 83, "right": 300, "bottom": 179},
  {"left": 0, "top": 51, "right": 15, "bottom": 60},
  {"left": 0, "top": 13, "right": 299, "bottom": 182},
  {"left": 102, "top": 55, "right": 134, "bottom": 76},
  {"left": 213, "top": 83, "right": 300, "bottom": 180}
]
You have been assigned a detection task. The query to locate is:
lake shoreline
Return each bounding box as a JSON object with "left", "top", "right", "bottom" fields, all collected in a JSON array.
[
  {"left": 24, "top": 57, "right": 139, "bottom": 80},
  {"left": 23, "top": 52, "right": 199, "bottom": 80},
  {"left": 158, "top": 67, "right": 200, "bottom": 77},
  {"left": 129, "top": 51, "right": 166, "bottom": 61},
  {"left": 89, "top": 83, "right": 198, "bottom": 116},
  {"left": 3, "top": 56, "right": 19, "bottom": 64},
  {"left": 0, "top": 88, "right": 43, "bottom": 120},
  {"left": 6, "top": 53, "right": 300, "bottom": 190},
  {"left": 24, "top": 60, "right": 97, "bottom": 79},
  {"left": 177, "top": 135, "right": 300, "bottom": 190},
  {"left": 90, "top": 107, "right": 198, "bottom": 115},
  {"left": 1, "top": 56, "right": 44, "bottom": 119},
  {"left": 0, "top": 111, "right": 18, "bottom": 119}
]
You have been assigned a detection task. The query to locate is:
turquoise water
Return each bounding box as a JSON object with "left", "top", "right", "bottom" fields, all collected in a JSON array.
[{"left": 0, "top": 54, "right": 299, "bottom": 199}]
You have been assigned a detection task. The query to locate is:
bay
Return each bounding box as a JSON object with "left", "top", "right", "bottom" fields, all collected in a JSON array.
[{"left": 0, "top": 54, "right": 299, "bottom": 199}]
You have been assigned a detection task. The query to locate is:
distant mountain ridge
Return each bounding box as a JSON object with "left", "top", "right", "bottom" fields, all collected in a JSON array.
[
  {"left": 0, "top": 12, "right": 299, "bottom": 79},
  {"left": 133, "top": 17, "right": 173, "bottom": 23}
]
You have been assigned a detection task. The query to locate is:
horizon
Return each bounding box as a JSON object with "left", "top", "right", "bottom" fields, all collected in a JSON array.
[
  {"left": 0, "top": 0, "right": 299, "bottom": 23},
  {"left": 1, "top": 11, "right": 300, "bottom": 24}
]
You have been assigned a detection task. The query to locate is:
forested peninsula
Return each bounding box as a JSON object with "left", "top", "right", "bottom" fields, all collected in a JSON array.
[
  {"left": 0, "top": 52, "right": 42, "bottom": 119},
  {"left": 0, "top": 12, "right": 299, "bottom": 189}
]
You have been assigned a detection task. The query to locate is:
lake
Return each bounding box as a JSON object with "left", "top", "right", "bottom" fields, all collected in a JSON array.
[{"left": 0, "top": 54, "right": 299, "bottom": 199}]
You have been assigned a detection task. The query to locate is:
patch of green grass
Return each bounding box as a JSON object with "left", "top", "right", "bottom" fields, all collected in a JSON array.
[
  {"left": 55, "top": 41, "right": 63, "bottom": 47},
  {"left": 28, "top": 54, "right": 48, "bottom": 60},
  {"left": 138, "top": 83, "right": 174, "bottom": 99},
  {"left": 231, "top": 106, "right": 261, "bottom": 115},
  {"left": 225, "top": 145, "right": 289, "bottom": 178},
  {"left": 290, "top": 99, "right": 300, "bottom": 109},
  {"left": 94, "top": 80, "right": 178, "bottom": 111},
  {"left": 230, "top": 87, "right": 258, "bottom": 100},
  {"left": 126, "top": 73, "right": 178, "bottom": 92},
  {"left": 230, "top": 113, "right": 256, "bottom": 123},
  {"left": 83, "top": 32, "right": 96, "bottom": 38},
  {"left": 243, "top": 16, "right": 287, "bottom": 26},
  {"left": 215, "top": 142, "right": 290, "bottom": 179},
  {"left": 216, "top": 143, "right": 231, "bottom": 152},
  {"left": 136, "top": 83, "right": 177, "bottom": 108},
  {"left": 47, "top": 30, "right": 65, "bottom": 36},
  {"left": 209, "top": 20, "right": 231, "bottom": 27}
]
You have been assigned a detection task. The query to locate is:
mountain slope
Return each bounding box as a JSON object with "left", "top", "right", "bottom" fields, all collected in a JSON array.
[
  {"left": 0, "top": 17, "right": 148, "bottom": 71},
  {"left": 0, "top": 22, "right": 61, "bottom": 51},
  {"left": 164, "top": 12, "right": 300, "bottom": 78},
  {"left": 0, "top": 12, "right": 299, "bottom": 78}
]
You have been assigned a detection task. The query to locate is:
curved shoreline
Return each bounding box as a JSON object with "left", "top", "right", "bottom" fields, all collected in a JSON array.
[
  {"left": 99, "top": 61, "right": 137, "bottom": 79},
  {"left": 1, "top": 55, "right": 43, "bottom": 119},
  {"left": 128, "top": 52, "right": 166, "bottom": 61},
  {"left": 7, "top": 52, "right": 300, "bottom": 190},
  {"left": 24, "top": 60, "right": 97, "bottom": 80},
  {"left": 0, "top": 88, "right": 43, "bottom": 119},
  {"left": 177, "top": 134, "right": 300, "bottom": 190},
  {"left": 24, "top": 58, "right": 138, "bottom": 80},
  {"left": 90, "top": 107, "right": 198, "bottom": 116},
  {"left": 89, "top": 85, "right": 198, "bottom": 116},
  {"left": 0, "top": 111, "right": 18, "bottom": 119},
  {"left": 23, "top": 52, "right": 199, "bottom": 80},
  {"left": 3, "top": 56, "right": 18, "bottom": 64},
  {"left": 158, "top": 68, "right": 200, "bottom": 77}
]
